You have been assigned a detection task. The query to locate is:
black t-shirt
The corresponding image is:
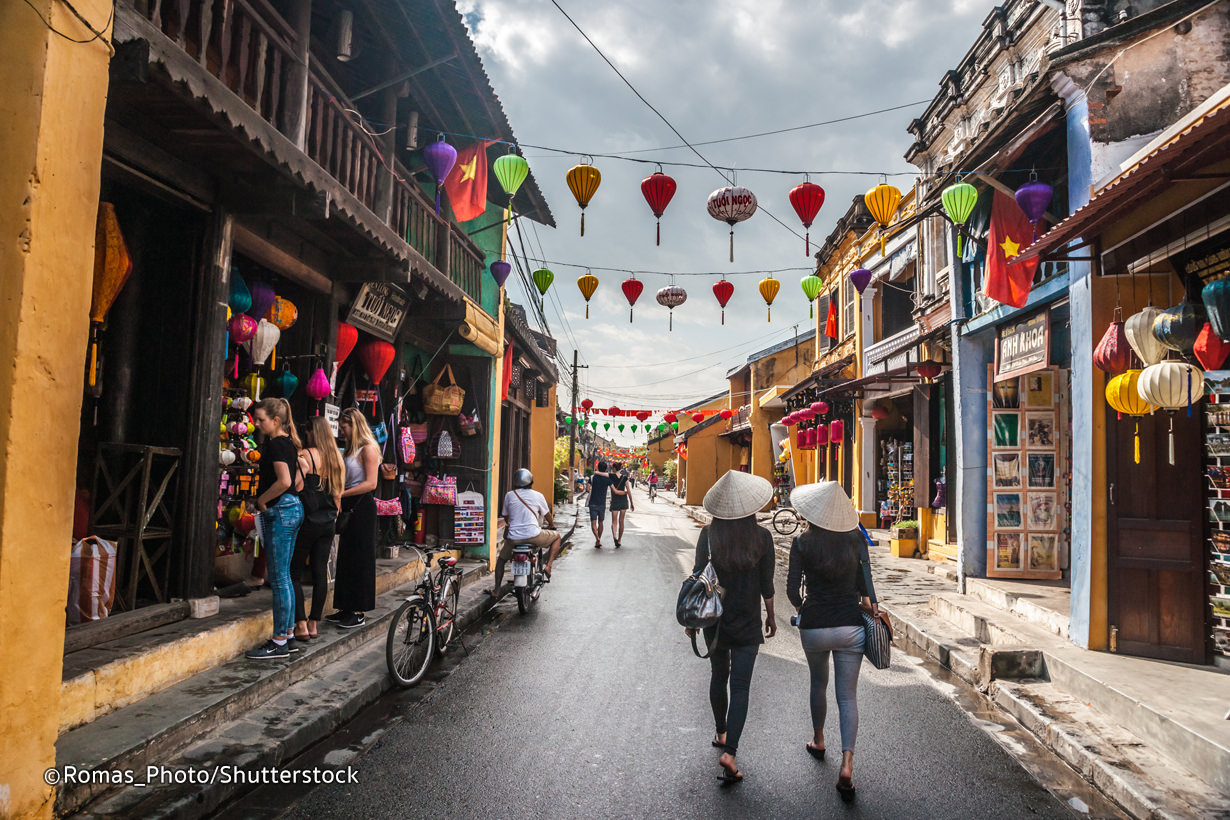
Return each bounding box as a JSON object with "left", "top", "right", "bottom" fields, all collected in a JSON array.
[
  {"left": 786, "top": 529, "right": 877, "bottom": 629},
  {"left": 258, "top": 436, "right": 299, "bottom": 504},
  {"left": 693, "top": 525, "right": 775, "bottom": 647},
  {"left": 589, "top": 472, "right": 613, "bottom": 507}
]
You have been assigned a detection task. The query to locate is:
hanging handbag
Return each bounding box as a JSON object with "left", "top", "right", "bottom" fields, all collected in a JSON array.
[
  {"left": 421, "top": 474, "right": 457, "bottom": 506},
  {"left": 375, "top": 496, "right": 403, "bottom": 517},
  {"left": 861, "top": 608, "right": 893, "bottom": 669},
  {"left": 400, "top": 426, "right": 416, "bottom": 464},
  {"left": 371, "top": 421, "right": 389, "bottom": 446},
  {"left": 299, "top": 452, "right": 338, "bottom": 529},
  {"left": 676, "top": 531, "right": 723, "bottom": 658},
  {"left": 459, "top": 410, "right": 479, "bottom": 437},
  {"left": 409, "top": 422, "right": 429, "bottom": 443},
  {"left": 381, "top": 463, "right": 398, "bottom": 480},
  {"left": 423, "top": 364, "right": 466, "bottom": 415},
  {"left": 432, "top": 427, "right": 459, "bottom": 460}
]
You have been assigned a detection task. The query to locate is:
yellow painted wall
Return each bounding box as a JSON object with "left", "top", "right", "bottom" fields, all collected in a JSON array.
[
  {"left": 682, "top": 423, "right": 738, "bottom": 507},
  {"left": 0, "top": 1, "right": 113, "bottom": 815},
  {"left": 529, "top": 384, "right": 557, "bottom": 505}
]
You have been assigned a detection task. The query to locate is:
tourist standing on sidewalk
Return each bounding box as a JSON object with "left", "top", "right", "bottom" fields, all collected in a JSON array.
[
  {"left": 687, "top": 470, "right": 776, "bottom": 785},
  {"left": 245, "top": 398, "right": 305, "bottom": 660},
  {"left": 608, "top": 463, "right": 634, "bottom": 549},
  {"left": 291, "top": 416, "right": 344, "bottom": 642},
  {"left": 330, "top": 408, "right": 379, "bottom": 629},
  {"left": 588, "top": 461, "right": 613, "bottom": 548},
  {"left": 786, "top": 481, "right": 879, "bottom": 803}
]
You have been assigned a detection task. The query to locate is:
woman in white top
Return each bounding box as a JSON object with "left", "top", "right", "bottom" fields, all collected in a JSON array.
[{"left": 327, "top": 408, "right": 380, "bottom": 629}]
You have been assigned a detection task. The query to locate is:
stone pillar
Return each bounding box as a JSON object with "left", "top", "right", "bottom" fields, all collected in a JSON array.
[
  {"left": 0, "top": 1, "right": 113, "bottom": 816},
  {"left": 859, "top": 417, "right": 878, "bottom": 516}
]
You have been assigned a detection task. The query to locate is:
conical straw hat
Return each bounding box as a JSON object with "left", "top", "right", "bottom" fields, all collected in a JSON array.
[
  {"left": 791, "top": 481, "right": 859, "bottom": 532},
  {"left": 703, "top": 470, "right": 773, "bottom": 520}
]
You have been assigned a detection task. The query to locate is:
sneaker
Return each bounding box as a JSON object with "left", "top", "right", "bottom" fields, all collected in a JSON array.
[
  {"left": 285, "top": 638, "right": 300, "bottom": 654},
  {"left": 324, "top": 611, "right": 347, "bottom": 622},
  {"left": 336, "top": 612, "right": 365, "bottom": 629},
  {"left": 245, "top": 640, "right": 289, "bottom": 660}
]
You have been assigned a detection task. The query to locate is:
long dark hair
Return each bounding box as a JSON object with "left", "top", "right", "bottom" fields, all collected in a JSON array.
[
  {"left": 707, "top": 516, "right": 764, "bottom": 572},
  {"left": 796, "top": 527, "right": 863, "bottom": 585}
]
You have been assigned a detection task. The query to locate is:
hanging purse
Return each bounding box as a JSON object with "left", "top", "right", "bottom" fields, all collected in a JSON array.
[
  {"left": 459, "top": 410, "right": 479, "bottom": 437},
  {"left": 861, "top": 607, "right": 893, "bottom": 669},
  {"left": 432, "top": 428, "right": 459, "bottom": 460},
  {"left": 375, "top": 496, "right": 403, "bottom": 517},
  {"left": 421, "top": 474, "right": 457, "bottom": 506},
  {"left": 371, "top": 421, "right": 389, "bottom": 446},
  {"left": 400, "top": 426, "right": 417, "bottom": 464},
  {"left": 423, "top": 364, "right": 466, "bottom": 415}
]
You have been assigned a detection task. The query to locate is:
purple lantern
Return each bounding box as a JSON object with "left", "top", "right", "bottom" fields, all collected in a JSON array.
[
  {"left": 423, "top": 135, "right": 458, "bottom": 215},
  {"left": 490, "top": 260, "right": 512, "bottom": 288},
  {"left": 248, "top": 281, "right": 276, "bottom": 324},
  {"left": 850, "top": 268, "right": 872, "bottom": 294},
  {"left": 1015, "top": 176, "right": 1053, "bottom": 240}
]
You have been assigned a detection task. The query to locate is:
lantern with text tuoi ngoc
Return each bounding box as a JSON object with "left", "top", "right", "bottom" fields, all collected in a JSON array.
[
  {"left": 864, "top": 183, "right": 901, "bottom": 256},
  {"left": 657, "top": 286, "right": 687, "bottom": 331},
  {"left": 265, "top": 296, "right": 298, "bottom": 331},
  {"left": 941, "top": 182, "right": 979, "bottom": 257},
  {"left": 707, "top": 185, "right": 758, "bottom": 262},
  {"left": 800, "top": 274, "right": 823, "bottom": 319},
  {"left": 577, "top": 273, "right": 599, "bottom": 319},
  {"left": 759, "top": 276, "right": 780, "bottom": 322},
  {"left": 641, "top": 169, "right": 677, "bottom": 245},
  {"left": 566, "top": 161, "right": 602, "bottom": 236},
  {"left": 712, "top": 279, "right": 734, "bottom": 325},
  {"left": 621, "top": 277, "right": 644, "bottom": 323},
  {"left": 422, "top": 135, "right": 458, "bottom": 215},
  {"left": 789, "top": 180, "right": 825, "bottom": 256}
]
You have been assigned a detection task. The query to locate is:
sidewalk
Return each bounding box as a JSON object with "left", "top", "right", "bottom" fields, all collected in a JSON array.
[{"left": 659, "top": 491, "right": 1230, "bottom": 820}]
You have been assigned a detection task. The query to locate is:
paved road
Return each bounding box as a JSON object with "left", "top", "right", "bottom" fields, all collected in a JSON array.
[{"left": 267, "top": 491, "right": 1108, "bottom": 820}]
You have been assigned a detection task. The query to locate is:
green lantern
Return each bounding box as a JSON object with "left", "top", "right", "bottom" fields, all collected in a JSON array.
[
  {"left": 565, "top": 415, "right": 573, "bottom": 425},
  {"left": 941, "top": 182, "right": 979, "bottom": 256},
  {"left": 800, "top": 274, "right": 823, "bottom": 318},
  {"left": 618, "top": 424, "right": 625, "bottom": 433},
  {"left": 532, "top": 269, "right": 554, "bottom": 307},
  {"left": 658, "top": 423, "right": 667, "bottom": 432},
  {"left": 493, "top": 152, "right": 530, "bottom": 203},
  {"left": 671, "top": 421, "right": 679, "bottom": 432},
  {"left": 630, "top": 424, "right": 638, "bottom": 432},
  {"left": 591, "top": 421, "right": 599, "bottom": 430},
  {"left": 604, "top": 422, "right": 611, "bottom": 431}
]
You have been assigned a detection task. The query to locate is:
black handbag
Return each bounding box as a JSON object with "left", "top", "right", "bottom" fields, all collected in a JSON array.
[
  {"left": 676, "top": 531, "right": 723, "bottom": 658},
  {"left": 861, "top": 609, "right": 893, "bottom": 669},
  {"left": 299, "top": 452, "right": 337, "bottom": 529}
]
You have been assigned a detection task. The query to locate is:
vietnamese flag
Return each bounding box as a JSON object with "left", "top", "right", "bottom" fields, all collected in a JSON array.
[
  {"left": 443, "top": 141, "right": 494, "bottom": 223},
  {"left": 824, "top": 291, "right": 839, "bottom": 339},
  {"left": 983, "top": 190, "right": 1041, "bottom": 309}
]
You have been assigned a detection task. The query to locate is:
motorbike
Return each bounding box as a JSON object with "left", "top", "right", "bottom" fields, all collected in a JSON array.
[{"left": 509, "top": 542, "right": 547, "bottom": 614}]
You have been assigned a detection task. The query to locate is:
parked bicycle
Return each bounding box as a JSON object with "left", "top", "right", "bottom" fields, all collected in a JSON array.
[
  {"left": 386, "top": 546, "right": 464, "bottom": 687},
  {"left": 772, "top": 505, "right": 803, "bottom": 536}
]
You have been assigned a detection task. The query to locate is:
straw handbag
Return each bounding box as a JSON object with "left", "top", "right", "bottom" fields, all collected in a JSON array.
[{"left": 423, "top": 365, "right": 466, "bottom": 415}]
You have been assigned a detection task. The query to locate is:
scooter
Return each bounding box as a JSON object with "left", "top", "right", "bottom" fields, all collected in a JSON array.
[{"left": 509, "top": 542, "right": 547, "bottom": 615}]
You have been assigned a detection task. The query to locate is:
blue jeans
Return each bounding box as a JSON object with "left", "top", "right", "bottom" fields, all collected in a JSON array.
[{"left": 259, "top": 494, "right": 303, "bottom": 638}]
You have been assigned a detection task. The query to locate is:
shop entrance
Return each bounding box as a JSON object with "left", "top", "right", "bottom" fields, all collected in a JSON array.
[{"left": 1106, "top": 408, "right": 1207, "bottom": 663}]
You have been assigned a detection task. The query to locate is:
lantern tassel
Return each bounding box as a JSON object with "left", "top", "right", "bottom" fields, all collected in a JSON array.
[
  {"left": 1168, "top": 417, "right": 1175, "bottom": 466},
  {"left": 1187, "top": 369, "right": 1192, "bottom": 417},
  {"left": 767, "top": 306, "right": 771, "bottom": 323},
  {"left": 434, "top": 185, "right": 442, "bottom": 215},
  {"left": 957, "top": 232, "right": 963, "bottom": 258},
  {"left": 729, "top": 228, "right": 735, "bottom": 263},
  {"left": 656, "top": 221, "right": 661, "bottom": 246},
  {"left": 721, "top": 308, "right": 725, "bottom": 326},
  {"left": 805, "top": 231, "right": 811, "bottom": 257},
  {"left": 669, "top": 311, "right": 673, "bottom": 332},
  {"left": 809, "top": 302, "right": 814, "bottom": 319},
  {"left": 1134, "top": 422, "right": 1140, "bottom": 464},
  {"left": 586, "top": 303, "right": 590, "bottom": 319},
  {"left": 580, "top": 211, "right": 585, "bottom": 237},
  {"left": 880, "top": 233, "right": 886, "bottom": 257},
  {"left": 87, "top": 323, "right": 100, "bottom": 388},
  {"left": 629, "top": 307, "right": 633, "bottom": 323}
]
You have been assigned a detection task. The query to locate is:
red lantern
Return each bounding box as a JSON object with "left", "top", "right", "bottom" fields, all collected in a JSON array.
[
  {"left": 621, "top": 277, "right": 644, "bottom": 322},
  {"left": 798, "top": 408, "right": 815, "bottom": 421},
  {"left": 870, "top": 404, "right": 889, "bottom": 420},
  {"left": 814, "top": 424, "right": 830, "bottom": 446},
  {"left": 609, "top": 406, "right": 620, "bottom": 416},
  {"left": 720, "top": 408, "right": 733, "bottom": 420},
  {"left": 917, "top": 361, "right": 943, "bottom": 380},
  {"left": 692, "top": 412, "right": 705, "bottom": 423},
  {"left": 665, "top": 412, "right": 678, "bottom": 423},
  {"left": 636, "top": 411, "right": 650, "bottom": 422},
  {"left": 829, "top": 420, "right": 845, "bottom": 444},
  {"left": 789, "top": 181, "right": 826, "bottom": 256},
  {"left": 358, "top": 339, "right": 395, "bottom": 385},
  {"left": 796, "top": 428, "right": 811, "bottom": 450},
  {"left": 712, "top": 279, "right": 734, "bottom": 326},
  {"left": 1093, "top": 321, "right": 1134, "bottom": 375},
  {"left": 809, "top": 401, "right": 828, "bottom": 415},
  {"left": 1195, "top": 322, "right": 1230, "bottom": 371},
  {"left": 581, "top": 399, "right": 593, "bottom": 411},
  {"left": 336, "top": 321, "right": 359, "bottom": 365},
  {"left": 640, "top": 170, "right": 677, "bottom": 245}
]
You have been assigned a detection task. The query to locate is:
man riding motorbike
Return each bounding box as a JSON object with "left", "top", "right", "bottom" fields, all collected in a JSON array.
[{"left": 493, "top": 469, "right": 562, "bottom": 597}]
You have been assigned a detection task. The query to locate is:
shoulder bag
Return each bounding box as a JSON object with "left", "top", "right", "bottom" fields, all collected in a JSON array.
[
  {"left": 423, "top": 364, "right": 466, "bottom": 415},
  {"left": 676, "top": 530, "right": 723, "bottom": 658},
  {"left": 861, "top": 607, "right": 893, "bottom": 669},
  {"left": 299, "top": 451, "right": 338, "bottom": 529}
]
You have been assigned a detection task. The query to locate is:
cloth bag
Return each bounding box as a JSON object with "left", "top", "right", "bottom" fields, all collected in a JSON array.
[
  {"left": 432, "top": 428, "right": 459, "bottom": 460},
  {"left": 375, "top": 497, "right": 403, "bottom": 517},
  {"left": 421, "top": 474, "right": 457, "bottom": 505},
  {"left": 423, "top": 365, "right": 465, "bottom": 415},
  {"left": 68, "top": 536, "right": 118, "bottom": 623},
  {"left": 861, "top": 608, "right": 893, "bottom": 669}
]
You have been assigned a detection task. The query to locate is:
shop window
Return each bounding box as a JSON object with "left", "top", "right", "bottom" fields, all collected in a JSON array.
[
  {"left": 841, "top": 274, "right": 855, "bottom": 339},
  {"left": 922, "top": 215, "right": 951, "bottom": 299},
  {"left": 880, "top": 278, "right": 915, "bottom": 340}
]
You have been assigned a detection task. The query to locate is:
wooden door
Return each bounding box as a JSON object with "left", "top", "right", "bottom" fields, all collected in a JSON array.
[{"left": 1106, "top": 408, "right": 1207, "bottom": 663}]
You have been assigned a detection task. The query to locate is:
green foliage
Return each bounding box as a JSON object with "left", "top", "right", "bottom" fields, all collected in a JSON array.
[
  {"left": 663, "top": 460, "right": 678, "bottom": 483},
  {"left": 553, "top": 436, "right": 571, "bottom": 473},
  {"left": 894, "top": 519, "right": 920, "bottom": 530},
  {"left": 554, "top": 476, "right": 568, "bottom": 503}
]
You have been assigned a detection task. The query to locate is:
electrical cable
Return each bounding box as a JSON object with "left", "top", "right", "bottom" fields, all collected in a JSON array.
[{"left": 20, "top": 0, "right": 114, "bottom": 52}]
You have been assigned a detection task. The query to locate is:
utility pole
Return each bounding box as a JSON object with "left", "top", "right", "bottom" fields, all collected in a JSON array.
[{"left": 567, "top": 349, "right": 587, "bottom": 503}]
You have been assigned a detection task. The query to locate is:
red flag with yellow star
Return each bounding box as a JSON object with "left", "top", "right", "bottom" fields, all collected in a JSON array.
[
  {"left": 442, "top": 141, "right": 494, "bottom": 223},
  {"left": 983, "top": 189, "right": 1040, "bottom": 309}
]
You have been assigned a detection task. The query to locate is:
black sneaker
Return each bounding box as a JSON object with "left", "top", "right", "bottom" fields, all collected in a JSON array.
[
  {"left": 324, "top": 611, "right": 347, "bottom": 622},
  {"left": 286, "top": 638, "right": 300, "bottom": 654},
  {"left": 245, "top": 640, "right": 289, "bottom": 660},
  {"left": 336, "top": 612, "right": 365, "bottom": 629}
]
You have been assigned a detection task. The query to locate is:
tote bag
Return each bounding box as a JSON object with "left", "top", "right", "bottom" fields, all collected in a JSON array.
[{"left": 423, "top": 365, "right": 465, "bottom": 415}]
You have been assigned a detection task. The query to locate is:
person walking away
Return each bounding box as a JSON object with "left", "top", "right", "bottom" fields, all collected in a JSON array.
[
  {"left": 329, "top": 408, "right": 379, "bottom": 629},
  {"left": 608, "top": 463, "right": 634, "bottom": 548},
  {"left": 291, "top": 416, "right": 344, "bottom": 641},
  {"left": 588, "top": 461, "right": 613, "bottom": 548},
  {"left": 787, "top": 481, "right": 879, "bottom": 803},
  {"left": 493, "top": 468, "right": 563, "bottom": 596},
  {"left": 245, "top": 398, "right": 305, "bottom": 660},
  {"left": 686, "top": 470, "right": 776, "bottom": 784}
]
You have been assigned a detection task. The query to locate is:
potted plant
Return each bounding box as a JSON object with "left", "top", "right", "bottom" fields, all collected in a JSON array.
[
  {"left": 891, "top": 519, "right": 919, "bottom": 540},
  {"left": 889, "top": 519, "right": 920, "bottom": 558}
]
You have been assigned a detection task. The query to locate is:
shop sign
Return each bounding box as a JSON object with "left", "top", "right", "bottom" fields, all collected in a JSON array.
[
  {"left": 996, "top": 309, "right": 1049, "bottom": 379},
  {"left": 324, "top": 403, "right": 340, "bottom": 438},
  {"left": 347, "top": 283, "right": 409, "bottom": 342}
]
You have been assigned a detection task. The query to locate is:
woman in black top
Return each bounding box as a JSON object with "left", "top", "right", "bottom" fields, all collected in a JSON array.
[
  {"left": 608, "top": 463, "right": 633, "bottom": 548},
  {"left": 686, "top": 470, "right": 776, "bottom": 784},
  {"left": 786, "top": 481, "right": 879, "bottom": 802}
]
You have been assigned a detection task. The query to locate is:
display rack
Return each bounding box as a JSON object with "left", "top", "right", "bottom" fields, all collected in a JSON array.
[
  {"left": 878, "top": 438, "right": 914, "bottom": 523},
  {"left": 1204, "top": 396, "right": 1230, "bottom": 661},
  {"left": 772, "top": 460, "right": 793, "bottom": 507}
]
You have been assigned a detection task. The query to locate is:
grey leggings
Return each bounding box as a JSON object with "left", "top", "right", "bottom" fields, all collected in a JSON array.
[{"left": 799, "top": 625, "right": 865, "bottom": 752}]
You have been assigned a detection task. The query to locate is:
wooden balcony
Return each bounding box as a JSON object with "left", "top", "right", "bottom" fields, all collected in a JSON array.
[{"left": 119, "top": 0, "right": 486, "bottom": 303}]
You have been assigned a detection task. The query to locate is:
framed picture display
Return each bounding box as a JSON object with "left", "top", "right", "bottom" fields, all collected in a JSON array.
[
  {"left": 1027, "top": 534, "right": 1059, "bottom": 571},
  {"left": 1025, "top": 412, "right": 1055, "bottom": 449},
  {"left": 994, "top": 493, "right": 1023, "bottom": 529},
  {"left": 993, "top": 453, "right": 1022, "bottom": 488},
  {"left": 992, "top": 377, "right": 1020, "bottom": 409},
  {"left": 1026, "top": 493, "right": 1057, "bottom": 530},
  {"left": 1025, "top": 372, "right": 1054, "bottom": 407},
  {"left": 995, "top": 533, "right": 1023, "bottom": 571},
  {"left": 1027, "top": 453, "right": 1056, "bottom": 488},
  {"left": 993, "top": 411, "right": 1020, "bottom": 449}
]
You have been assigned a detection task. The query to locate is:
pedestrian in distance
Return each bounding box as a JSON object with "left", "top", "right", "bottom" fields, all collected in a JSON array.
[
  {"left": 608, "top": 463, "right": 634, "bottom": 548},
  {"left": 588, "top": 461, "right": 613, "bottom": 548},
  {"left": 648, "top": 470, "right": 658, "bottom": 502},
  {"left": 787, "top": 481, "right": 880, "bottom": 803},
  {"left": 244, "top": 398, "right": 305, "bottom": 660},
  {"left": 686, "top": 470, "right": 777, "bottom": 785},
  {"left": 492, "top": 468, "right": 563, "bottom": 596},
  {"left": 291, "top": 416, "right": 344, "bottom": 642},
  {"left": 328, "top": 408, "right": 380, "bottom": 630}
]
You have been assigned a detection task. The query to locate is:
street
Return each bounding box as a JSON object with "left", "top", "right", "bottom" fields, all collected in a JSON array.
[{"left": 213, "top": 490, "right": 1116, "bottom": 820}]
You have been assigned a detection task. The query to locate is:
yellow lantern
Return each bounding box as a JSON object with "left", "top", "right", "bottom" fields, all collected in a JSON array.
[
  {"left": 864, "top": 182, "right": 902, "bottom": 256},
  {"left": 758, "top": 276, "right": 780, "bottom": 322},
  {"left": 243, "top": 373, "right": 264, "bottom": 401},
  {"left": 566, "top": 163, "right": 602, "bottom": 236},
  {"left": 264, "top": 296, "right": 298, "bottom": 331},
  {"left": 1105, "top": 369, "right": 1156, "bottom": 464},
  {"left": 577, "top": 273, "right": 599, "bottom": 318}
]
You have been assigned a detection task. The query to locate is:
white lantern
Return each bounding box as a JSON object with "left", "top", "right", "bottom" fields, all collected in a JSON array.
[
  {"left": 247, "top": 319, "right": 281, "bottom": 367},
  {"left": 706, "top": 186, "right": 758, "bottom": 262},
  {"left": 1125, "top": 307, "right": 1166, "bottom": 366},
  {"left": 1137, "top": 361, "right": 1205, "bottom": 465}
]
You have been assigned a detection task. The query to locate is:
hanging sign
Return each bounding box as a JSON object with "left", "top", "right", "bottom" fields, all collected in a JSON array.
[
  {"left": 347, "top": 283, "right": 409, "bottom": 342},
  {"left": 324, "top": 403, "right": 340, "bottom": 438},
  {"left": 995, "top": 309, "right": 1049, "bottom": 380}
]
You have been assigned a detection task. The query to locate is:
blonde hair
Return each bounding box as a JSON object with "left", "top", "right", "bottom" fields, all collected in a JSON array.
[
  {"left": 255, "top": 397, "right": 302, "bottom": 449},
  {"left": 303, "top": 416, "right": 344, "bottom": 499},
  {"left": 340, "top": 407, "right": 378, "bottom": 458}
]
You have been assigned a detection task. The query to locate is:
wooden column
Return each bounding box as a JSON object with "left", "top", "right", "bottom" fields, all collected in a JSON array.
[
  {"left": 284, "top": 0, "right": 312, "bottom": 149},
  {"left": 373, "top": 70, "right": 400, "bottom": 224}
]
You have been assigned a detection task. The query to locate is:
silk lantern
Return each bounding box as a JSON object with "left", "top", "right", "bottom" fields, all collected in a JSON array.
[
  {"left": 336, "top": 321, "right": 359, "bottom": 366},
  {"left": 248, "top": 319, "right": 280, "bottom": 367},
  {"left": 306, "top": 368, "right": 331, "bottom": 401},
  {"left": 712, "top": 279, "right": 734, "bottom": 325},
  {"left": 814, "top": 424, "right": 829, "bottom": 447},
  {"left": 759, "top": 276, "right": 780, "bottom": 322},
  {"left": 422, "top": 135, "right": 458, "bottom": 215},
  {"left": 577, "top": 273, "right": 599, "bottom": 318},
  {"left": 493, "top": 151, "right": 530, "bottom": 206},
  {"left": 664, "top": 412, "right": 678, "bottom": 423},
  {"left": 656, "top": 286, "right": 687, "bottom": 331},
  {"left": 720, "top": 408, "right": 733, "bottom": 420},
  {"left": 358, "top": 339, "right": 395, "bottom": 385},
  {"left": 798, "top": 408, "right": 815, "bottom": 421},
  {"left": 565, "top": 163, "right": 602, "bottom": 236},
  {"left": 243, "top": 373, "right": 264, "bottom": 400},
  {"left": 1125, "top": 307, "right": 1166, "bottom": 366},
  {"left": 789, "top": 181, "right": 825, "bottom": 256},
  {"left": 690, "top": 412, "right": 703, "bottom": 424},
  {"left": 490, "top": 260, "right": 512, "bottom": 288},
  {"left": 1201, "top": 278, "right": 1230, "bottom": 339},
  {"left": 641, "top": 170, "right": 677, "bottom": 245},
  {"left": 1015, "top": 175, "right": 1053, "bottom": 241},
  {"left": 621, "top": 277, "right": 644, "bottom": 322},
  {"left": 810, "top": 401, "right": 828, "bottom": 415},
  {"left": 229, "top": 313, "right": 258, "bottom": 344},
  {"left": 581, "top": 399, "right": 593, "bottom": 411},
  {"left": 248, "top": 282, "right": 276, "bottom": 325},
  {"left": 1152, "top": 300, "right": 1205, "bottom": 353},
  {"left": 800, "top": 274, "right": 823, "bottom": 318},
  {"left": 706, "top": 186, "right": 758, "bottom": 262},
  {"left": 271, "top": 366, "right": 299, "bottom": 398},
  {"left": 1093, "top": 320, "right": 1134, "bottom": 375},
  {"left": 850, "top": 268, "right": 872, "bottom": 294},
  {"left": 941, "top": 181, "right": 979, "bottom": 256},
  {"left": 829, "top": 420, "right": 845, "bottom": 444},
  {"left": 1137, "top": 361, "right": 1205, "bottom": 464},
  {"left": 917, "top": 361, "right": 943, "bottom": 381},
  {"left": 532, "top": 269, "right": 554, "bottom": 307},
  {"left": 265, "top": 296, "right": 298, "bottom": 331},
  {"left": 1195, "top": 322, "right": 1230, "bottom": 371},
  {"left": 864, "top": 183, "right": 901, "bottom": 255},
  {"left": 228, "top": 269, "right": 252, "bottom": 313}
]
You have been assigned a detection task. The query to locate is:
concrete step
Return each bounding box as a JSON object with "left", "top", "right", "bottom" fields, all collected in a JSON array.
[
  {"left": 56, "top": 561, "right": 490, "bottom": 817},
  {"left": 992, "top": 679, "right": 1230, "bottom": 820},
  {"left": 881, "top": 602, "right": 982, "bottom": 687},
  {"left": 929, "top": 591, "right": 1033, "bottom": 647},
  {"left": 963, "top": 576, "right": 1071, "bottom": 639}
]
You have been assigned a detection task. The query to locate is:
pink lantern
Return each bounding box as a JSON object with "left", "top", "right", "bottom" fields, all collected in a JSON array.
[
  {"left": 810, "top": 401, "right": 829, "bottom": 415},
  {"left": 783, "top": 413, "right": 796, "bottom": 426},
  {"left": 798, "top": 408, "right": 815, "bottom": 421},
  {"left": 229, "top": 313, "right": 258, "bottom": 343},
  {"left": 796, "top": 428, "right": 812, "bottom": 450},
  {"left": 815, "top": 425, "right": 830, "bottom": 446},
  {"left": 829, "top": 420, "right": 845, "bottom": 444},
  {"left": 306, "top": 368, "right": 331, "bottom": 400}
]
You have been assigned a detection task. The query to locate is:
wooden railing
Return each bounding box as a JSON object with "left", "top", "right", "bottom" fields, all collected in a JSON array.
[{"left": 132, "top": 0, "right": 489, "bottom": 304}]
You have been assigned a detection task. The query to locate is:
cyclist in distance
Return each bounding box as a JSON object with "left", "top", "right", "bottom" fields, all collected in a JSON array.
[{"left": 494, "top": 469, "right": 562, "bottom": 597}]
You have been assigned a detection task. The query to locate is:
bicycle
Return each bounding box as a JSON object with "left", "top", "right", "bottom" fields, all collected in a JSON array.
[
  {"left": 648, "top": 483, "right": 657, "bottom": 502},
  {"left": 772, "top": 505, "right": 803, "bottom": 536},
  {"left": 386, "top": 546, "right": 465, "bottom": 688}
]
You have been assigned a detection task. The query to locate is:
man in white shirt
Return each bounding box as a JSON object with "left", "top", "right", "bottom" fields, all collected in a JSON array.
[{"left": 493, "top": 469, "right": 562, "bottom": 596}]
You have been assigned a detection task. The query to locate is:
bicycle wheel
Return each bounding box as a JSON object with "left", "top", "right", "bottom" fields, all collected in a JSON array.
[
  {"left": 773, "top": 508, "right": 800, "bottom": 536},
  {"left": 435, "top": 576, "right": 461, "bottom": 654},
  {"left": 386, "top": 596, "right": 435, "bottom": 687}
]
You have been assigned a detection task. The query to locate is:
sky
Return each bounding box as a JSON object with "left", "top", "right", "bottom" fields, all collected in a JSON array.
[{"left": 459, "top": 0, "right": 988, "bottom": 448}]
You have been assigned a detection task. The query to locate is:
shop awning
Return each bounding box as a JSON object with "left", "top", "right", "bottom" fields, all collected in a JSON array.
[
  {"left": 757, "top": 385, "right": 794, "bottom": 410},
  {"left": 816, "top": 365, "right": 923, "bottom": 398},
  {"left": 781, "top": 355, "right": 856, "bottom": 402},
  {"left": 1017, "top": 85, "right": 1230, "bottom": 263}
]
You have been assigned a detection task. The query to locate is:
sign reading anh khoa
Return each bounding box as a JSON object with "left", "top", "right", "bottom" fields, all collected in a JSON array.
[
  {"left": 996, "top": 309, "right": 1049, "bottom": 379},
  {"left": 347, "top": 283, "right": 409, "bottom": 342}
]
